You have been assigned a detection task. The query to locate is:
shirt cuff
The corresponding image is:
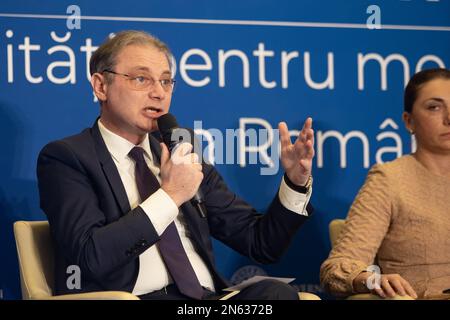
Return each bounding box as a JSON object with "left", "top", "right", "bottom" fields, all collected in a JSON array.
[
  {"left": 140, "top": 188, "right": 179, "bottom": 236},
  {"left": 278, "top": 176, "right": 312, "bottom": 216}
]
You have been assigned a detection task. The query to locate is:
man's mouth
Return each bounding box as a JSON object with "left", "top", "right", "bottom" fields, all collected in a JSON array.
[{"left": 144, "top": 106, "right": 163, "bottom": 116}]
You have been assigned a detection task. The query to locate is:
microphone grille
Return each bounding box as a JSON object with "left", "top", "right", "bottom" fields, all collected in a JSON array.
[{"left": 157, "top": 113, "right": 179, "bottom": 134}]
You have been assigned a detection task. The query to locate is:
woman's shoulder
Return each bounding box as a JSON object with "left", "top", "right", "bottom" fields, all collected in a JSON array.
[{"left": 369, "top": 155, "right": 416, "bottom": 177}]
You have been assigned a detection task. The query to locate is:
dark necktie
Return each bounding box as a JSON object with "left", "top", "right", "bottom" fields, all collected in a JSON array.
[{"left": 128, "top": 146, "right": 204, "bottom": 299}]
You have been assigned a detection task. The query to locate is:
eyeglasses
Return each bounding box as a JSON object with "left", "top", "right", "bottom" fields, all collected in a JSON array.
[{"left": 102, "top": 69, "right": 176, "bottom": 92}]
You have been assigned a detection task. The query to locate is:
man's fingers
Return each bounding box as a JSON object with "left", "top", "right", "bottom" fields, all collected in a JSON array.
[
  {"left": 306, "top": 128, "right": 314, "bottom": 143},
  {"left": 298, "top": 119, "right": 314, "bottom": 143},
  {"left": 281, "top": 119, "right": 314, "bottom": 148},
  {"left": 302, "top": 117, "right": 313, "bottom": 131},
  {"left": 171, "top": 143, "right": 194, "bottom": 164},
  {"left": 160, "top": 143, "right": 170, "bottom": 167},
  {"left": 305, "top": 139, "right": 315, "bottom": 158},
  {"left": 294, "top": 139, "right": 315, "bottom": 160},
  {"left": 309, "top": 141, "right": 315, "bottom": 158},
  {"left": 190, "top": 153, "right": 200, "bottom": 164},
  {"left": 278, "top": 122, "right": 291, "bottom": 148},
  {"left": 173, "top": 142, "right": 193, "bottom": 157},
  {"left": 299, "top": 159, "right": 311, "bottom": 174}
]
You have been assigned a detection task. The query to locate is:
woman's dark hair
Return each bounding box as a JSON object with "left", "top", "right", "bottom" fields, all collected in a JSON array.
[{"left": 404, "top": 68, "right": 450, "bottom": 113}]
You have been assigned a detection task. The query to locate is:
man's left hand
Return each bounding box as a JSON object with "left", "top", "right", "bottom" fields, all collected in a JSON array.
[{"left": 278, "top": 117, "right": 315, "bottom": 187}]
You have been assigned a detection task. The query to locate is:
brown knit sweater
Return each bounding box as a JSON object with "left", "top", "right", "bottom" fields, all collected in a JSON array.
[{"left": 320, "top": 155, "right": 450, "bottom": 298}]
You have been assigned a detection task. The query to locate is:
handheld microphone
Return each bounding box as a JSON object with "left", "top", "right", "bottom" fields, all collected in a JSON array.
[{"left": 157, "top": 113, "right": 207, "bottom": 218}]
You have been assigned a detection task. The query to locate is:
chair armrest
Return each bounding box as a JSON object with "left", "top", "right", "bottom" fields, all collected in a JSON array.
[
  {"left": 219, "top": 291, "right": 241, "bottom": 300},
  {"left": 299, "top": 292, "right": 321, "bottom": 300},
  {"left": 41, "top": 291, "right": 140, "bottom": 300},
  {"left": 346, "top": 293, "right": 414, "bottom": 300}
]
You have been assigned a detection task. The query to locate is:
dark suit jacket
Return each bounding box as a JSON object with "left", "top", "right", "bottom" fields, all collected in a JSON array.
[{"left": 37, "top": 120, "right": 312, "bottom": 295}]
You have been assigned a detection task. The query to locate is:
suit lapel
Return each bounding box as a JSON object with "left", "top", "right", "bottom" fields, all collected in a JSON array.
[
  {"left": 92, "top": 126, "right": 213, "bottom": 260},
  {"left": 91, "top": 120, "right": 131, "bottom": 215},
  {"left": 91, "top": 124, "right": 210, "bottom": 243}
]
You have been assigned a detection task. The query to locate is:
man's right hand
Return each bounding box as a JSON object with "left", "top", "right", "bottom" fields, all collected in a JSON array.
[
  {"left": 160, "top": 142, "right": 204, "bottom": 207},
  {"left": 353, "top": 272, "right": 418, "bottom": 299}
]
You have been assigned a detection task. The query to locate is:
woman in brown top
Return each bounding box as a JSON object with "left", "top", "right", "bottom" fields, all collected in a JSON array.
[{"left": 320, "top": 68, "right": 450, "bottom": 299}]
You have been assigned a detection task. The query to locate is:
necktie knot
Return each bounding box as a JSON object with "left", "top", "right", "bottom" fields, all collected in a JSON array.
[
  {"left": 128, "top": 146, "right": 159, "bottom": 200},
  {"left": 128, "top": 146, "right": 146, "bottom": 164}
]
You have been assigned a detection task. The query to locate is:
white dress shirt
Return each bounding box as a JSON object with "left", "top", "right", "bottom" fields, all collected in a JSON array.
[{"left": 98, "top": 119, "right": 312, "bottom": 296}]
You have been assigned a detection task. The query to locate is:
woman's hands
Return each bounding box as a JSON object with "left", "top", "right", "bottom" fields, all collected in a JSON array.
[{"left": 353, "top": 272, "right": 418, "bottom": 299}]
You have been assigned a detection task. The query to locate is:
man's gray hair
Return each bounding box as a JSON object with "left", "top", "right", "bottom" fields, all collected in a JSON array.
[{"left": 90, "top": 30, "right": 173, "bottom": 82}]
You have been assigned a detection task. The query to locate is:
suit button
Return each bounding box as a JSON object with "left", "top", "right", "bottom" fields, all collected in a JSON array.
[
  {"left": 139, "top": 239, "right": 147, "bottom": 246},
  {"left": 125, "top": 249, "right": 133, "bottom": 256}
]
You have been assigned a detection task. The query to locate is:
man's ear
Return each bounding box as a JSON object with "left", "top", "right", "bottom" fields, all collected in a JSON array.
[
  {"left": 91, "top": 73, "right": 108, "bottom": 102},
  {"left": 402, "top": 111, "right": 414, "bottom": 134}
]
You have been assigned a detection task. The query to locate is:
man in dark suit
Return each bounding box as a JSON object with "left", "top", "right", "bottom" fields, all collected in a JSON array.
[{"left": 37, "top": 30, "right": 315, "bottom": 300}]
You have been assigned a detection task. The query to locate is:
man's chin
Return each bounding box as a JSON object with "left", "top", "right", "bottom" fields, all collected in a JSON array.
[
  {"left": 137, "top": 118, "right": 157, "bottom": 133},
  {"left": 151, "top": 118, "right": 159, "bottom": 132}
]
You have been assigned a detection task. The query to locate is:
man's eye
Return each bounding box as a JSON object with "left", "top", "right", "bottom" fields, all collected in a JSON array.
[
  {"left": 160, "top": 79, "right": 171, "bottom": 86},
  {"left": 134, "top": 76, "right": 148, "bottom": 84},
  {"left": 428, "top": 105, "right": 440, "bottom": 110}
]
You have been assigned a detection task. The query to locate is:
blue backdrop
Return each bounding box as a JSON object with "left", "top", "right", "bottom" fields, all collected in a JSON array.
[{"left": 0, "top": 0, "right": 449, "bottom": 299}]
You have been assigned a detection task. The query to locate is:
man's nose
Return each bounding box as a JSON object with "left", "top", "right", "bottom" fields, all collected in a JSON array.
[{"left": 149, "top": 81, "right": 166, "bottom": 100}]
